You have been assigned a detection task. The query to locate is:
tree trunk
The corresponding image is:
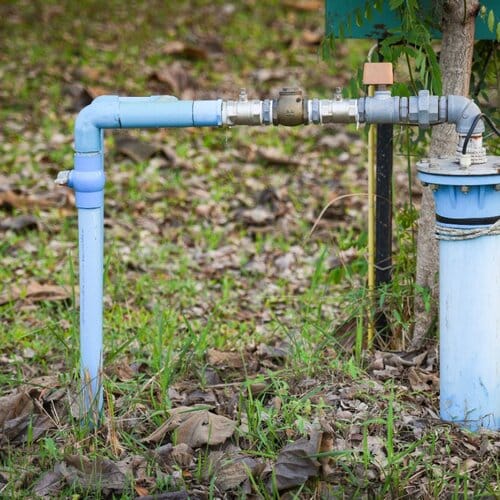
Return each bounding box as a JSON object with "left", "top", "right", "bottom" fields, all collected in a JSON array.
[{"left": 410, "top": 0, "right": 479, "bottom": 349}]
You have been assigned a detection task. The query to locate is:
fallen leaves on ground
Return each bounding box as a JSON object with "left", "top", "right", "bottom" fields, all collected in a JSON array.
[
  {"left": 148, "top": 62, "right": 196, "bottom": 98},
  {"left": 34, "top": 454, "right": 148, "bottom": 497},
  {"left": 162, "top": 41, "right": 208, "bottom": 60},
  {"left": 115, "top": 134, "right": 159, "bottom": 163},
  {"left": 0, "top": 280, "right": 73, "bottom": 306},
  {"left": 0, "top": 376, "right": 66, "bottom": 446},
  {"left": 0, "top": 214, "right": 39, "bottom": 232},
  {"left": 0, "top": 189, "right": 72, "bottom": 211}
]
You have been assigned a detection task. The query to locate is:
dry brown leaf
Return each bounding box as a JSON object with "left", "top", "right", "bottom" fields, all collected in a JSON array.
[
  {"left": 170, "top": 443, "right": 194, "bottom": 467},
  {"left": 0, "top": 281, "right": 72, "bottom": 306},
  {"left": 301, "top": 29, "right": 322, "bottom": 45},
  {"left": 134, "top": 485, "right": 150, "bottom": 497},
  {"left": 143, "top": 406, "right": 236, "bottom": 448},
  {"left": 148, "top": 62, "right": 194, "bottom": 97},
  {"left": 256, "top": 147, "right": 302, "bottom": 166},
  {"left": 0, "top": 190, "right": 71, "bottom": 210},
  {"left": 0, "top": 392, "right": 32, "bottom": 426},
  {"left": 0, "top": 390, "right": 54, "bottom": 445},
  {"left": 142, "top": 406, "right": 202, "bottom": 443},
  {"left": 408, "top": 367, "right": 439, "bottom": 392},
  {"left": 0, "top": 215, "right": 39, "bottom": 232},
  {"left": 207, "top": 450, "right": 262, "bottom": 491},
  {"left": 176, "top": 410, "right": 236, "bottom": 448},
  {"left": 163, "top": 41, "right": 208, "bottom": 60},
  {"left": 60, "top": 454, "right": 145, "bottom": 494},
  {"left": 115, "top": 135, "right": 158, "bottom": 163},
  {"left": 252, "top": 67, "right": 288, "bottom": 83},
  {"left": 60, "top": 456, "right": 126, "bottom": 493},
  {"left": 32, "top": 469, "right": 64, "bottom": 498},
  {"left": 134, "top": 492, "right": 189, "bottom": 500},
  {"left": 241, "top": 207, "right": 275, "bottom": 226},
  {"left": 62, "top": 82, "right": 93, "bottom": 112},
  {"left": 207, "top": 348, "right": 244, "bottom": 369},
  {"left": 270, "top": 424, "right": 322, "bottom": 491}
]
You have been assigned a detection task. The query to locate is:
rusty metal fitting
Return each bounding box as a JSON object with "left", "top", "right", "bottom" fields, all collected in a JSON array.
[{"left": 273, "top": 87, "right": 307, "bottom": 126}]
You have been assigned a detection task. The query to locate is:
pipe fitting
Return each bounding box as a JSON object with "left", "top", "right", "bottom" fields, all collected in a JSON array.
[
  {"left": 55, "top": 170, "right": 71, "bottom": 186},
  {"left": 360, "top": 91, "right": 400, "bottom": 124},
  {"left": 359, "top": 92, "right": 484, "bottom": 137},
  {"left": 456, "top": 134, "right": 487, "bottom": 164},
  {"left": 70, "top": 153, "right": 105, "bottom": 208},
  {"left": 75, "top": 96, "right": 120, "bottom": 153},
  {"left": 318, "top": 98, "right": 358, "bottom": 124},
  {"left": 447, "top": 95, "right": 485, "bottom": 135},
  {"left": 222, "top": 99, "right": 264, "bottom": 126},
  {"left": 273, "top": 87, "right": 307, "bottom": 126}
]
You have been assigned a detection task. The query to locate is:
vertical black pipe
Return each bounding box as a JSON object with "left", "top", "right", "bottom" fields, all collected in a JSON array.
[{"left": 375, "top": 123, "right": 393, "bottom": 336}]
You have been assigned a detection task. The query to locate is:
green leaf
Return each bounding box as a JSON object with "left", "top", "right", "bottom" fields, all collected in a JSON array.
[
  {"left": 365, "top": 1, "right": 373, "bottom": 21},
  {"left": 355, "top": 7, "right": 363, "bottom": 27},
  {"left": 391, "top": 82, "right": 411, "bottom": 97},
  {"left": 487, "top": 9, "right": 494, "bottom": 32},
  {"left": 339, "top": 23, "right": 345, "bottom": 40},
  {"left": 389, "top": 0, "right": 404, "bottom": 9}
]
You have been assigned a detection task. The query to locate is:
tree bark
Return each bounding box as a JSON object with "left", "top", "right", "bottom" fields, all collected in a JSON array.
[{"left": 411, "top": 0, "right": 479, "bottom": 349}]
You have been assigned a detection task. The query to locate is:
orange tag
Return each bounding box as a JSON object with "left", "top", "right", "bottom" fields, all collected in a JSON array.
[{"left": 362, "top": 63, "right": 394, "bottom": 85}]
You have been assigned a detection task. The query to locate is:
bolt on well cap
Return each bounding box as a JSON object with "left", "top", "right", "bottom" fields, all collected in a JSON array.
[{"left": 362, "top": 63, "right": 394, "bottom": 85}]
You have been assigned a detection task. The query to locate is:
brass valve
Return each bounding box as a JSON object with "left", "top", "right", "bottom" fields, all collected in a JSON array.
[{"left": 273, "top": 87, "right": 307, "bottom": 126}]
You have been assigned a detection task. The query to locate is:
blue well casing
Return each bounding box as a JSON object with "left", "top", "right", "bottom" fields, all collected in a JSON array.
[{"left": 418, "top": 158, "right": 500, "bottom": 431}]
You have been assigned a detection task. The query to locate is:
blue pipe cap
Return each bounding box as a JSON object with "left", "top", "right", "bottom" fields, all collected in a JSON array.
[{"left": 417, "top": 156, "right": 500, "bottom": 228}]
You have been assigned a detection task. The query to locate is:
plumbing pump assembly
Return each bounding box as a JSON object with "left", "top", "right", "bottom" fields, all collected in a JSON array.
[{"left": 56, "top": 62, "right": 500, "bottom": 430}]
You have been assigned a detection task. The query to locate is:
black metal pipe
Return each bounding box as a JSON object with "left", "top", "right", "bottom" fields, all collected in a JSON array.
[{"left": 375, "top": 123, "right": 393, "bottom": 337}]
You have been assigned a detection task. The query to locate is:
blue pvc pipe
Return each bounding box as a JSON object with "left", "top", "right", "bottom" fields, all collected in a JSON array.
[
  {"left": 75, "top": 96, "right": 223, "bottom": 152},
  {"left": 72, "top": 96, "right": 223, "bottom": 423},
  {"left": 419, "top": 175, "right": 500, "bottom": 431},
  {"left": 78, "top": 206, "right": 104, "bottom": 421},
  {"left": 439, "top": 232, "right": 500, "bottom": 430}
]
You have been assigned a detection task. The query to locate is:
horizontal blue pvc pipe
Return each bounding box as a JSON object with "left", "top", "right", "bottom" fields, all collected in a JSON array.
[{"left": 75, "top": 96, "right": 223, "bottom": 152}]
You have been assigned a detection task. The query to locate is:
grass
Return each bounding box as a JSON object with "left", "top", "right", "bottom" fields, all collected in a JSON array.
[{"left": 1, "top": 0, "right": 499, "bottom": 498}]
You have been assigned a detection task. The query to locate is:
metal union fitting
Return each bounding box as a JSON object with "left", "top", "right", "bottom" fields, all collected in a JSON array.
[
  {"left": 222, "top": 100, "right": 263, "bottom": 126},
  {"left": 319, "top": 99, "right": 358, "bottom": 124}
]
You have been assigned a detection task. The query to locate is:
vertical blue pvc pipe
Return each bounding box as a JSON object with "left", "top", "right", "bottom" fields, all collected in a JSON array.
[
  {"left": 418, "top": 167, "right": 500, "bottom": 431},
  {"left": 439, "top": 230, "right": 500, "bottom": 430},
  {"left": 78, "top": 206, "right": 104, "bottom": 421},
  {"left": 69, "top": 151, "right": 105, "bottom": 424}
]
